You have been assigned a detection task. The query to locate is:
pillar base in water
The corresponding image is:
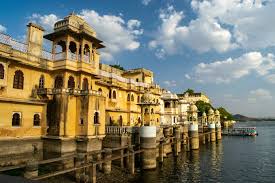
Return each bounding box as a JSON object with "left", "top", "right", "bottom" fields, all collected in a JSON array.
[
  {"left": 208, "top": 123, "right": 216, "bottom": 142},
  {"left": 189, "top": 124, "right": 199, "bottom": 150},
  {"left": 140, "top": 126, "right": 157, "bottom": 170},
  {"left": 216, "top": 123, "right": 222, "bottom": 140}
]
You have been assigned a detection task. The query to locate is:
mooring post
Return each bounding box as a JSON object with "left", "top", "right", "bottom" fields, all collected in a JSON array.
[
  {"left": 173, "top": 126, "right": 181, "bottom": 156},
  {"left": 24, "top": 160, "right": 38, "bottom": 179},
  {"left": 120, "top": 148, "right": 124, "bottom": 168},
  {"left": 209, "top": 123, "right": 216, "bottom": 142},
  {"left": 125, "top": 147, "right": 130, "bottom": 169},
  {"left": 189, "top": 124, "right": 199, "bottom": 150},
  {"left": 128, "top": 146, "right": 135, "bottom": 175},
  {"left": 89, "top": 163, "right": 97, "bottom": 183},
  {"left": 103, "top": 148, "right": 112, "bottom": 174},
  {"left": 159, "top": 140, "right": 164, "bottom": 163},
  {"left": 96, "top": 152, "right": 102, "bottom": 171},
  {"left": 140, "top": 126, "right": 157, "bottom": 170},
  {"left": 75, "top": 154, "right": 85, "bottom": 183}
]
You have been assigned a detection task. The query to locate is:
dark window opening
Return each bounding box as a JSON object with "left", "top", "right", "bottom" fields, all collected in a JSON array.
[
  {"left": 94, "top": 112, "right": 100, "bottom": 124},
  {"left": 13, "top": 70, "right": 24, "bottom": 89},
  {"left": 54, "top": 76, "right": 63, "bottom": 89},
  {"left": 112, "top": 90, "right": 116, "bottom": 99},
  {"left": 39, "top": 75, "right": 45, "bottom": 89},
  {"left": 127, "top": 94, "right": 130, "bottom": 101},
  {"left": 68, "top": 76, "right": 75, "bottom": 89},
  {"left": 33, "top": 114, "right": 40, "bottom": 126},
  {"left": 0, "top": 64, "right": 4, "bottom": 79},
  {"left": 131, "top": 94, "right": 134, "bottom": 102},
  {"left": 12, "top": 113, "right": 21, "bottom": 126}
]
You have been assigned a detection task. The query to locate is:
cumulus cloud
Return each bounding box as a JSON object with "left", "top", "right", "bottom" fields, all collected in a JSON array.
[
  {"left": 149, "top": 1, "right": 275, "bottom": 58},
  {"left": 163, "top": 80, "right": 177, "bottom": 87},
  {"left": 249, "top": 88, "right": 272, "bottom": 102},
  {"left": 28, "top": 13, "right": 59, "bottom": 32},
  {"left": 188, "top": 52, "right": 275, "bottom": 84},
  {"left": 79, "top": 10, "right": 143, "bottom": 61},
  {"left": 142, "top": 0, "right": 152, "bottom": 6},
  {"left": 0, "top": 24, "right": 6, "bottom": 33}
]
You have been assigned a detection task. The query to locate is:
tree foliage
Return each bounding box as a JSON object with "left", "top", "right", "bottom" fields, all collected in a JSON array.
[
  {"left": 217, "top": 107, "right": 234, "bottom": 120},
  {"left": 110, "top": 64, "right": 125, "bottom": 71},
  {"left": 195, "top": 100, "right": 214, "bottom": 116},
  {"left": 184, "top": 88, "right": 195, "bottom": 95}
]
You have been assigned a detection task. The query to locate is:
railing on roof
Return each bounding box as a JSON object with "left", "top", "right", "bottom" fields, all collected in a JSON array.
[
  {"left": 0, "top": 32, "right": 54, "bottom": 60},
  {"left": 99, "top": 70, "right": 150, "bottom": 88}
]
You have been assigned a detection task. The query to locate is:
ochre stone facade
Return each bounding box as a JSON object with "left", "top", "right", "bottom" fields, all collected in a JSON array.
[{"left": 0, "top": 14, "right": 161, "bottom": 164}]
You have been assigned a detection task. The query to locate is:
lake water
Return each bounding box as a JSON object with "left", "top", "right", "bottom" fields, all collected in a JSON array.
[{"left": 98, "top": 121, "right": 275, "bottom": 183}]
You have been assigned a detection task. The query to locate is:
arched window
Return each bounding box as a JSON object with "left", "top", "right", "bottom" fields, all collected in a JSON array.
[
  {"left": 119, "top": 115, "right": 123, "bottom": 126},
  {"left": 151, "top": 108, "right": 154, "bottom": 114},
  {"left": 138, "top": 117, "right": 141, "bottom": 123},
  {"left": 156, "top": 99, "right": 159, "bottom": 104},
  {"left": 39, "top": 75, "right": 45, "bottom": 89},
  {"left": 164, "top": 102, "right": 170, "bottom": 108},
  {"left": 131, "top": 94, "right": 134, "bottom": 102},
  {"left": 98, "top": 88, "right": 102, "bottom": 92},
  {"left": 13, "top": 70, "right": 24, "bottom": 89},
  {"left": 82, "top": 78, "right": 89, "bottom": 90},
  {"left": 12, "top": 113, "right": 21, "bottom": 126},
  {"left": 157, "top": 118, "right": 159, "bottom": 122},
  {"left": 54, "top": 76, "right": 63, "bottom": 88},
  {"left": 127, "top": 94, "right": 130, "bottom": 101},
  {"left": 94, "top": 112, "right": 99, "bottom": 124},
  {"left": 68, "top": 76, "right": 75, "bottom": 89},
  {"left": 33, "top": 114, "right": 40, "bottom": 126},
  {"left": 0, "top": 64, "right": 4, "bottom": 79},
  {"left": 112, "top": 90, "right": 116, "bottom": 99},
  {"left": 55, "top": 40, "right": 66, "bottom": 53},
  {"left": 137, "top": 96, "right": 140, "bottom": 103},
  {"left": 109, "top": 90, "right": 112, "bottom": 99},
  {"left": 69, "top": 41, "right": 77, "bottom": 53},
  {"left": 145, "top": 108, "right": 149, "bottom": 114}
]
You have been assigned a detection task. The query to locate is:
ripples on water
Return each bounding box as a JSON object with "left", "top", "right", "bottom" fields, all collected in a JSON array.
[{"left": 98, "top": 121, "right": 275, "bottom": 183}]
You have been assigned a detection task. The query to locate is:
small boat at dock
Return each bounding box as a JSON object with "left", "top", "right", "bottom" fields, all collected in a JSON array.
[{"left": 222, "top": 127, "right": 258, "bottom": 136}]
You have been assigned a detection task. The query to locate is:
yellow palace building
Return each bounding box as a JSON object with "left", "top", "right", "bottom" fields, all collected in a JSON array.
[{"left": 0, "top": 14, "right": 161, "bottom": 165}]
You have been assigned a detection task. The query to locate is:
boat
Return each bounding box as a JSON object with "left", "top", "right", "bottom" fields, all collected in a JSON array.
[{"left": 222, "top": 127, "right": 258, "bottom": 136}]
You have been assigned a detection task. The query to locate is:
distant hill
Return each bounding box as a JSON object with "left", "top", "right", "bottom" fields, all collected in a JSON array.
[{"left": 233, "top": 114, "right": 275, "bottom": 122}]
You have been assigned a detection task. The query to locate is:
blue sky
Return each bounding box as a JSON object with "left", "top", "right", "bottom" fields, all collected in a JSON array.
[{"left": 1, "top": 0, "right": 275, "bottom": 117}]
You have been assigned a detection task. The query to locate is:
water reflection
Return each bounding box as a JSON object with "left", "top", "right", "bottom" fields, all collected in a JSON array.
[{"left": 98, "top": 122, "right": 275, "bottom": 183}]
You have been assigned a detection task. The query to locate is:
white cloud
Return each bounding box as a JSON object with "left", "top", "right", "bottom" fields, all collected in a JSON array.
[
  {"left": 185, "top": 74, "right": 191, "bottom": 79},
  {"left": 163, "top": 80, "right": 177, "bottom": 87},
  {"left": 0, "top": 24, "right": 6, "bottom": 33},
  {"left": 265, "top": 74, "right": 275, "bottom": 84},
  {"left": 79, "top": 10, "right": 143, "bottom": 61},
  {"left": 249, "top": 88, "right": 272, "bottom": 102},
  {"left": 189, "top": 52, "right": 275, "bottom": 84},
  {"left": 28, "top": 13, "right": 59, "bottom": 32},
  {"left": 149, "top": 1, "right": 275, "bottom": 58},
  {"left": 142, "top": 0, "right": 152, "bottom": 6}
]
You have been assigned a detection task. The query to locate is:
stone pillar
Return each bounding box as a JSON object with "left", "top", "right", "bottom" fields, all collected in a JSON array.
[
  {"left": 209, "top": 123, "right": 216, "bottom": 142},
  {"left": 24, "top": 160, "right": 38, "bottom": 179},
  {"left": 103, "top": 148, "right": 112, "bottom": 174},
  {"left": 182, "top": 124, "right": 189, "bottom": 151},
  {"left": 216, "top": 123, "right": 222, "bottom": 140},
  {"left": 140, "top": 126, "right": 157, "bottom": 170},
  {"left": 173, "top": 126, "right": 181, "bottom": 156},
  {"left": 189, "top": 124, "right": 199, "bottom": 150}
]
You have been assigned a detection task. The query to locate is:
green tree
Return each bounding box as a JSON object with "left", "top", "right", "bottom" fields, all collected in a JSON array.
[
  {"left": 217, "top": 107, "right": 234, "bottom": 120},
  {"left": 184, "top": 88, "right": 195, "bottom": 95},
  {"left": 110, "top": 64, "right": 125, "bottom": 71},
  {"left": 195, "top": 100, "right": 214, "bottom": 116}
]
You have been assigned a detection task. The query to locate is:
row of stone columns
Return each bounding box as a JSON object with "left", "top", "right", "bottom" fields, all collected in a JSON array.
[{"left": 139, "top": 123, "right": 222, "bottom": 170}]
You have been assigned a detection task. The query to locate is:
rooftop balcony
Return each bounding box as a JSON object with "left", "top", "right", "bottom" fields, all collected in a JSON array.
[{"left": 0, "top": 32, "right": 94, "bottom": 64}]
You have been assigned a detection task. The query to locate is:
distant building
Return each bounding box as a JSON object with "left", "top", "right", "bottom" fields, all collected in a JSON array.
[{"left": 177, "top": 92, "right": 211, "bottom": 104}]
